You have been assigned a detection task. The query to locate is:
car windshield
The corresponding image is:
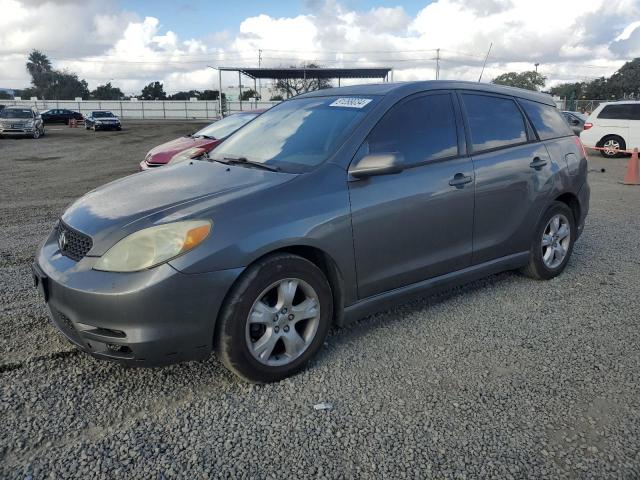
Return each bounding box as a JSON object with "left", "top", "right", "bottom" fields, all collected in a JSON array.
[
  {"left": 0, "top": 109, "right": 32, "bottom": 118},
  {"left": 212, "top": 96, "right": 377, "bottom": 173},
  {"left": 93, "top": 111, "right": 114, "bottom": 117},
  {"left": 195, "top": 113, "right": 259, "bottom": 139}
]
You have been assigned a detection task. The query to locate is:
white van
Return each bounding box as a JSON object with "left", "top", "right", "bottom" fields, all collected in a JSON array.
[{"left": 580, "top": 101, "right": 640, "bottom": 157}]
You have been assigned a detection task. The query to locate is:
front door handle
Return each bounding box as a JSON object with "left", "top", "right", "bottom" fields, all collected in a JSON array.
[
  {"left": 449, "top": 173, "right": 473, "bottom": 187},
  {"left": 529, "top": 157, "right": 548, "bottom": 170}
]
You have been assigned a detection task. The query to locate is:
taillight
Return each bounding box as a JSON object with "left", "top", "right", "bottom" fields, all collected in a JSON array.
[
  {"left": 573, "top": 136, "right": 587, "bottom": 158},
  {"left": 583, "top": 122, "right": 593, "bottom": 130}
]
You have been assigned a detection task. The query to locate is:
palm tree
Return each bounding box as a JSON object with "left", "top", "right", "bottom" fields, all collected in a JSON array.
[{"left": 26, "top": 50, "right": 52, "bottom": 78}]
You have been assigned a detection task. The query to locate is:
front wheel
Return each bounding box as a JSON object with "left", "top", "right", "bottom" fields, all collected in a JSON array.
[
  {"left": 215, "top": 253, "right": 333, "bottom": 383},
  {"left": 520, "top": 201, "right": 576, "bottom": 280},
  {"left": 32, "top": 128, "right": 41, "bottom": 139}
]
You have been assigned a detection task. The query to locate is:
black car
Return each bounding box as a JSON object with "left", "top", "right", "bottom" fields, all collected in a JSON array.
[
  {"left": 41, "top": 109, "right": 84, "bottom": 124},
  {"left": 84, "top": 111, "right": 121, "bottom": 131}
]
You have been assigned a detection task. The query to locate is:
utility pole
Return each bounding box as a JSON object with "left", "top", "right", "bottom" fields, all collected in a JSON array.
[
  {"left": 435, "top": 48, "right": 440, "bottom": 80},
  {"left": 258, "top": 49, "right": 262, "bottom": 101}
]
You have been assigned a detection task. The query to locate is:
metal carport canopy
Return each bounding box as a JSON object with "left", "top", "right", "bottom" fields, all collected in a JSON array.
[{"left": 218, "top": 67, "right": 392, "bottom": 80}]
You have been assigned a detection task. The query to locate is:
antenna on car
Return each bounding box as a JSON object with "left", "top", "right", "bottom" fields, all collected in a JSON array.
[{"left": 478, "top": 42, "right": 493, "bottom": 83}]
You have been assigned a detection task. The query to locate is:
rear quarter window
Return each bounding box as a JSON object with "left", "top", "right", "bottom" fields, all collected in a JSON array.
[
  {"left": 598, "top": 104, "right": 640, "bottom": 120},
  {"left": 519, "top": 99, "right": 573, "bottom": 139}
]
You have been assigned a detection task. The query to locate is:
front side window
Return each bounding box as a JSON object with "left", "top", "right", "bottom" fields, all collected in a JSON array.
[
  {"left": 520, "top": 99, "right": 573, "bottom": 140},
  {"left": 361, "top": 93, "right": 458, "bottom": 167},
  {"left": 462, "top": 94, "right": 527, "bottom": 153},
  {"left": 212, "top": 96, "right": 377, "bottom": 173},
  {"left": 195, "top": 113, "right": 258, "bottom": 140}
]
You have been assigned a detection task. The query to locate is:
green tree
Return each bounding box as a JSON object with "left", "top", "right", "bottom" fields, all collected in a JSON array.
[
  {"left": 491, "top": 71, "right": 547, "bottom": 91},
  {"left": 26, "top": 50, "right": 53, "bottom": 96},
  {"left": 240, "top": 89, "right": 258, "bottom": 101},
  {"left": 91, "top": 82, "right": 124, "bottom": 100},
  {"left": 168, "top": 90, "right": 201, "bottom": 100},
  {"left": 198, "top": 90, "right": 221, "bottom": 100},
  {"left": 607, "top": 58, "right": 640, "bottom": 98},
  {"left": 269, "top": 94, "right": 284, "bottom": 101},
  {"left": 0, "top": 91, "right": 12, "bottom": 99},
  {"left": 140, "top": 81, "right": 166, "bottom": 100},
  {"left": 274, "top": 63, "right": 332, "bottom": 98}
]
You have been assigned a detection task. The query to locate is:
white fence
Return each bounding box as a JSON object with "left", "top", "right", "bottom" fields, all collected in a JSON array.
[{"left": 3, "top": 99, "right": 280, "bottom": 120}]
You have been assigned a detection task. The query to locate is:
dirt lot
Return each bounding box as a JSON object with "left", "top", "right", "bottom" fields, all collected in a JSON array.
[{"left": 1, "top": 123, "right": 639, "bottom": 479}]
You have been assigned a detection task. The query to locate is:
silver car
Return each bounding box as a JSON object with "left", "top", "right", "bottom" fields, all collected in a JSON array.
[{"left": 0, "top": 107, "right": 45, "bottom": 138}]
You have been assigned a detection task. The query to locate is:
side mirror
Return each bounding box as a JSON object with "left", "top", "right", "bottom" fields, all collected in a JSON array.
[{"left": 349, "top": 152, "right": 405, "bottom": 179}]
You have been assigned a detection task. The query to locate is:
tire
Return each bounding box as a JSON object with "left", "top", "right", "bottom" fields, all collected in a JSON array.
[
  {"left": 599, "top": 135, "right": 626, "bottom": 158},
  {"left": 32, "top": 128, "right": 40, "bottom": 139},
  {"left": 520, "top": 201, "right": 576, "bottom": 280},
  {"left": 215, "top": 253, "right": 333, "bottom": 383},
  {"left": 41, "top": 127, "right": 45, "bottom": 137}
]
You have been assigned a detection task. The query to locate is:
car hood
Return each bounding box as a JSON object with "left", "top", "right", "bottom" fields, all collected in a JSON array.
[
  {"left": 146, "top": 136, "right": 219, "bottom": 164},
  {"left": 0, "top": 116, "right": 32, "bottom": 122},
  {"left": 62, "top": 161, "right": 294, "bottom": 255}
]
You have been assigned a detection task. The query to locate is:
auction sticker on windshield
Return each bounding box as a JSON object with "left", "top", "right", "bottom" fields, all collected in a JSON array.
[{"left": 329, "top": 98, "right": 372, "bottom": 108}]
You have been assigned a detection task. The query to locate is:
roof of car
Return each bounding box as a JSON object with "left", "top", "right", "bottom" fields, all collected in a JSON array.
[
  {"left": 297, "top": 80, "right": 556, "bottom": 106},
  {"left": 235, "top": 109, "right": 267, "bottom": 115}
]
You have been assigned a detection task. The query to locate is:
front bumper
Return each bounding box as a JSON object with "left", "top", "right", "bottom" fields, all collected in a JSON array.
[
  {"left": 34, "top": 230, "right": 242, "bottom": 366},
  {"left": 0, "top": 127, "right": 35, "bottom": 136},
  {"left": 93, "top": 122, "right": 121, "bottom": 130}
]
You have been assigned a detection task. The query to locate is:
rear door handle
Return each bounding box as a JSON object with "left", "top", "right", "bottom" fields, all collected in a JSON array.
[
  {"left": 449, "top": 173, "right": 473, "bottom": 187},
  {"left": 529, "top": 157, "right": 548, "bottom": 170}
]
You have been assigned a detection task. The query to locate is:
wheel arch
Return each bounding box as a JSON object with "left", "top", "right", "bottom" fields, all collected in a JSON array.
[
  {"left": 596, "top": 133, "right": 626, "bottom": 148},
  {"left": 218, "top": 244, "right": 346, "bottom": 330},
  {"left": 554, "top": 191, "right": 581, "bottom": 224}
]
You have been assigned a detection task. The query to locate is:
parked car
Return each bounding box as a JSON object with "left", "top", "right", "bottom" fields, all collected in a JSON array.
[
  {"left": 85, "top": 111, "right": 121, "bottom": 131},
  {"left": 33, "top": 81, "right": 589, "bottom": 383},
  {"left": 580, "top": 101, "right": 640, "bottom": 157},
  {"left": 41, "top": 108, "right": 83, "bottom": 124},
  {"left": 0, "top": 106, "right": 45, "bottom": 138},
  {"left": 562, "top": 111, "right": 587, "bottom": 135},
  {"left": 140, "top": 110, "right": 265, "bottom": 170}
]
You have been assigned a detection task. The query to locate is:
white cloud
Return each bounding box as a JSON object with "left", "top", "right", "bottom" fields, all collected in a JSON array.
[{"left": 0, "top": 0, "right": 639, "bottom": 95}]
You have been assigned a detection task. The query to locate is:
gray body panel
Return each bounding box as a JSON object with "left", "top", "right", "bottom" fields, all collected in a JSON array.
[{"left": 34, "top": 80, "right": 590, "bottom": 366}]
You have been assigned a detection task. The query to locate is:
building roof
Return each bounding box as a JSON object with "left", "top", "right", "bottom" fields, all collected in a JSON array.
[{"left": 218, "top": 67, "right": 392, "bottom": 80}]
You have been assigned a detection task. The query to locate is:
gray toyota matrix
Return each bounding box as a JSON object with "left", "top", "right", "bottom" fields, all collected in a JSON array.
[{"left": 33, "top": 81, "right": 590, "bottom": 383}]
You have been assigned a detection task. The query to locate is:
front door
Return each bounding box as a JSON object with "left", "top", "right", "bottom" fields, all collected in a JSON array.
[{"left": 348, "top": 92, "right": 475, "bottom": 299}]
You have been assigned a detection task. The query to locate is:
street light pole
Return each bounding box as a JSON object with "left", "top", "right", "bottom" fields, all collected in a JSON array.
[{"left": 534, "top": 63, "right": 540, "bottom": 73}]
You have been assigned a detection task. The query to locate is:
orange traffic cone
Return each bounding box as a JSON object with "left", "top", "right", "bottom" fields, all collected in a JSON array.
[{"left": 622, "top": 148, "right": 640, "bottom": 185}]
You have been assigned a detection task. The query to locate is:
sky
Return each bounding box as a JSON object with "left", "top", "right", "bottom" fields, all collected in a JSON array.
[{"left": 1, "top": 0, "right": 639, "bottom": 96}]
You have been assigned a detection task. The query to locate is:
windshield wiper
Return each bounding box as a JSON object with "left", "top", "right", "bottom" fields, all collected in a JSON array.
[
  {"left": 193, "top": 134, "right": 215, "bottom": 139},
  {"left": 214, "top": 156, "right": 280, "bottom": 172}
]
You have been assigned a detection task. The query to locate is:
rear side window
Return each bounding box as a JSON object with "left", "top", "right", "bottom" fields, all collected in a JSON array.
[
  {"left": 519, "top": 99, "right": 573, "bottom": 139},
  {"left": 598, "top": 104, "right": 640, "bottom": 120},
  {"left": 364, "top": 93, "right": 458, "bottom": 167},
  {"left": 461, "top": 94, "right": 527, "bottom": 153}
]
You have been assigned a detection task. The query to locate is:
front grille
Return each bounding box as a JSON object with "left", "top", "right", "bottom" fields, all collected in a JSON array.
[{"left": 56, "top": 221, "right": 93, "bottom": 261}]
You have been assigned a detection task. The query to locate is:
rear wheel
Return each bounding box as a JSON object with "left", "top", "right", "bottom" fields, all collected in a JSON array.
[
  {"left": 520, "top": 201, "right": 575, "bottom": 280},
  {"left": 599, "top": 135, "right": 626, "bottom": 158},
  {"left": 215, "top": 253, "right": 333, "bottom": 383}
]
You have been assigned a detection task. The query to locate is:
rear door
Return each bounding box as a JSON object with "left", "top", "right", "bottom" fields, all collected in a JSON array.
[
  {"left": 348, "top": 91, "right": 475, "bottom": 298},
  {"left": 459, "top": 92, "right": 553, "bottom": 264},
  {"left": 628, "top": 104, "right": 640, "bottom": 149}
]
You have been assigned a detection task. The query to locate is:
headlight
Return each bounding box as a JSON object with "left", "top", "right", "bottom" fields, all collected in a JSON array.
[
  {"left": 170, "top": 147, "right": 206, "bottom": 164},
  {"left": 26, "top": 120, "right": 34, "bottom": 127},
  {"left": 93, "top": 220, "right": 212, "bottom": 272}
]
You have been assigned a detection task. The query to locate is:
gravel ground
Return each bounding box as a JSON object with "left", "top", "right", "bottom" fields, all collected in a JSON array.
[{"left": 1, "top": 124, "right": 639, "bottom": 479}]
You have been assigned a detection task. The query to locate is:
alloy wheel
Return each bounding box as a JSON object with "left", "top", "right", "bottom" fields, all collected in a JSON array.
[
  {"left": 603, "top": 139, "right": 620, "bottom": 156},
  {"left": 541, "top": 214, "right": 571, "bottom": 269},
  {"left": 245, "top": 278, "right": 320, "bottom": 367}
]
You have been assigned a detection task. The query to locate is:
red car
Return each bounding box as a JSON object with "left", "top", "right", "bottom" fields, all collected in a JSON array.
[{"left": 139, "top": 110, "right": 265, "bottom": 170}]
